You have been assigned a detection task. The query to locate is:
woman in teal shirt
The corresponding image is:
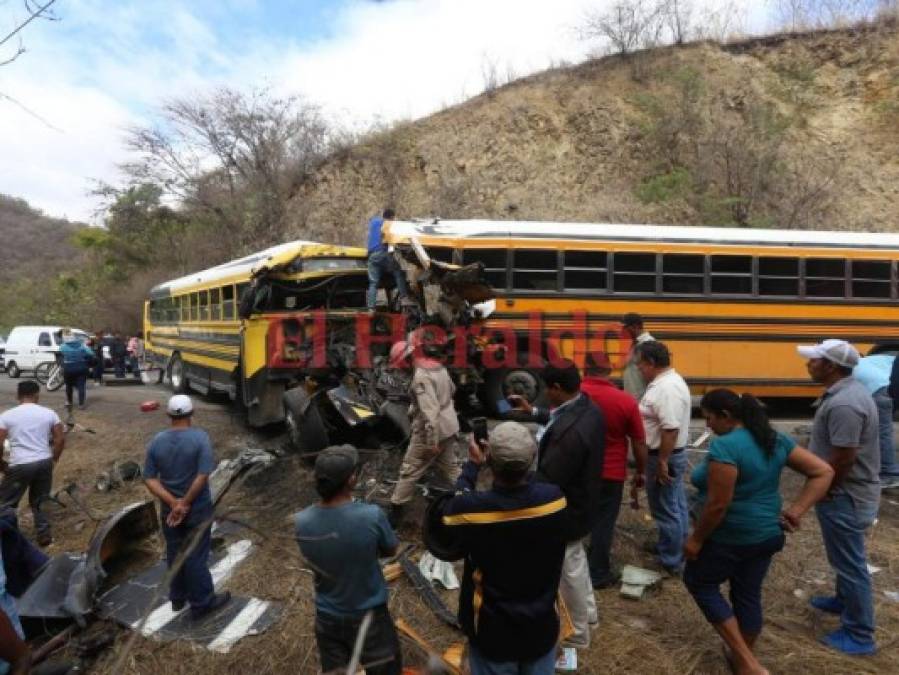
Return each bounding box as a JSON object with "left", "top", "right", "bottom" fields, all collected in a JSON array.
[{"left": 684, "top": 389, "right": 833, "bottom": 675}]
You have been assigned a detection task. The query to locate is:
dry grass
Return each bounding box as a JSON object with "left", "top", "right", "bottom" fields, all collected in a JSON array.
[{"left": 7, "top": 384, "right": 899, "bottom": 673}]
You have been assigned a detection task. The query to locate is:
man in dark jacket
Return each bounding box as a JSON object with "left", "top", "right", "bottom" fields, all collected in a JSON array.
[
  {"left": 441, "top": 422, "right": 567, "bottom": 674},
  {"left": 511, "top": 363, "right": 606, "bottom": 650}
]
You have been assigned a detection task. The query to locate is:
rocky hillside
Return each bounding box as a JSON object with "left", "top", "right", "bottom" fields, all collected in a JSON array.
[
  {"left": 287, "top": 21, "right": 899, "bottom": 245},
  {"left": 0, "top": 194, "right": 85, "bottom": 285}
]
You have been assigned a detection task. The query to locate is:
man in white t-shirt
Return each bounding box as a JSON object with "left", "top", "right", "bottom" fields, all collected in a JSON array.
[
  {"left": 0, "top": 381, "right": 66, "bottom": 546},
  {"left": 636, "top": 341, "right": 692, "bottom": 575}
]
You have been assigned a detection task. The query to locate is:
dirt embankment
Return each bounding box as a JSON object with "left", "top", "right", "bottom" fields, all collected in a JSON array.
[{"left": 287, "top": 23, "right": 899, "bottom": 244}]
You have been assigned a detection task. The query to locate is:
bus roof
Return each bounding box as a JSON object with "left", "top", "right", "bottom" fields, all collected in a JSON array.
[
  {"left": 149, "top": 240, "right": 367, "bottom": 298},
  {"left": 383, "top": 219, "right": 899, "bottom": 250}
]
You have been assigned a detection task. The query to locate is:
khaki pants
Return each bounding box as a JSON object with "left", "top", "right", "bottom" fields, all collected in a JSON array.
[
  {"left": 390, "top": 433, "right": 460, "bottom": 505},
  {"left": 560, "top": 539, "right": 597, "bottom": 648}
]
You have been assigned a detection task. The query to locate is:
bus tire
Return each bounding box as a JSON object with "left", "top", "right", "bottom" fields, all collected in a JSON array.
[
  {"left": 284, "top": 388, "right": 329, "bottom": 454},
  {"left": 6, "top": 362, "right": 20, "bottom": 379},
  {"left": 168, "top": 354, "right": 189, "bottom": 393},
  {"left": 483, "top": 365, "right": 547, "bottom": 417}
]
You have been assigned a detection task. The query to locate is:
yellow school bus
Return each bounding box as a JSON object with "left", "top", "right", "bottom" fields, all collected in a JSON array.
[
  {"left": 143, "top": 241, "right": 375, "bottom": 427},
  {"left": 383, "top": 219, "right": 899, "bottom": 409}
]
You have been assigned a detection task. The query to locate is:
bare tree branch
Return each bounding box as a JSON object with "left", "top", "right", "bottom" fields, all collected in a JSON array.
[{"left": 0, "top": 0, "right": 57, "bottom": 49}]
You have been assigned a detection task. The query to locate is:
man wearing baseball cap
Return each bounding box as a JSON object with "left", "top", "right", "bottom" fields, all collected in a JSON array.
[
  {"left": 797, "top": 339, "right": 880, "bottom": 654},
  {"left": 295, "top": 445, "right": 402, "bottom": 675},
  {"left": 143, "top": 395, "right": 230, "bottom": 620},
  {"left": 438, "top": 422, "right": 567, "bottom": 674}
]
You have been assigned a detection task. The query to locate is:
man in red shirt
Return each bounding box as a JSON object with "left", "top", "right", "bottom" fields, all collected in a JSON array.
[{"left": 581, "top": 353, "right": 648, "bottom": 588}]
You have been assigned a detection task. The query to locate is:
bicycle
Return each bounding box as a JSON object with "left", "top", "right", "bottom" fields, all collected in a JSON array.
[{"left": 34, "top": 358, "right": 65, "bottom": 392}]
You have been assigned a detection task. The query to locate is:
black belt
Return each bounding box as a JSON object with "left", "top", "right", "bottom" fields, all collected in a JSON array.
[{"left": 648, "top": 447, "right": 685, "bottom": 456}]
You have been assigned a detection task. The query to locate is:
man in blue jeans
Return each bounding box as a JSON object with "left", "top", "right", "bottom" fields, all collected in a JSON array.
[
  {"left": 798, "top": 339, "right": 880, "bottom": 655},
  {"left": 853, "top": 353, "right": 899, "bottom": 488},
  {"left": 366, "top": 208, "right": 409, "bottom": 309},
  {"left": 143, "top": 395, "right": 230, "bottom": 620},
  {"left": 636, "top": 341, "right": 692, "bottom": 576}
]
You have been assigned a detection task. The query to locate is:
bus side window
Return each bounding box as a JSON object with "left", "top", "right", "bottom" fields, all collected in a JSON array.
[
  {"left": 181, "top": 295, "right": 189, "bottom": 321},
  {"left": 512, "top": 249, "right": 559, "bottom": 292},
  {"left": 190, "top": 293, "right": 199, "bottom": 321},
  {"left": 612, "top": 252, "right": 656, "bottom": 293},
  {"left": 804, "top": 258, "right": 846, "bottom": 298},
  {"left": 211, "top": 288, "right": 221, "bottom": 320},
  {"left": 710, "top": 255, "right": 753, "bottom": 295},
  {"left": 426, "top": 246, "right": 455, "bottom": 264},
  {"left": 851, "top": 260, "right": 892, "bottom": 299},
  {"left": 758, "top": 257, "right": 799, "bottom": 297},
  {"left": 169, "top": 297, "right": 179, "bottom": 323},
  {"left": 199, "top": 290, "right": 209, "bottom": 321},
  {"left": 462, "top": 249, "right": 508, "bottom": 290},
  {"left": 563, "top": 250, "right": 607, "bottom": 291},
  {"left": 662, "top": 254, "right": 704, "bottom": 294},
  {"left": 223, "top": 285, "right": 235, "bottom": 320}
]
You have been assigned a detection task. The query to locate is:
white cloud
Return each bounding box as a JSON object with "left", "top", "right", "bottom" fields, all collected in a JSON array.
[{"left": 0, "top": 0, "right": 775, "bottom": 222}]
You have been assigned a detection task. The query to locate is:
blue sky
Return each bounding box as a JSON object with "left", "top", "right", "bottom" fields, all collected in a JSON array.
[{"left": 0, "top": 0, "right": 772, "bottom": 222}]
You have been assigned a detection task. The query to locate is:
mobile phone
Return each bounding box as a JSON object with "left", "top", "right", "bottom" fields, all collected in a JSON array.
[
  {"left": 471, "top": 417, "right": 489, "bottom": 444},
  {"left": 496, "top": 399, "right": 512, "bottom": 415}
]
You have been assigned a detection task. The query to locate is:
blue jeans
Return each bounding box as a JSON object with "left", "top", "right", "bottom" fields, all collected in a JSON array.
[
  {"left": 367, "top": 250, "right": 409, "bottom": 309},
  {"left": 874, "top": 387, "right": 899, "bottom": 478},
  {"left": 684, "top": 533, "right": 785, "bottom": 635},
  {"left": 816, "top": 494, "right": 878, "bottom": 643},
  {"left": 161, "top": 506, "right": 215, "bottom": 612},
  {"left": 468, "top": 642, "right": 556, "bottom": 675},
  {"left": 646, "top": 451, "right": 689, "bottom": 569},
  {"left": 64, "top": 371, "right": 87, "bottom": 406}
]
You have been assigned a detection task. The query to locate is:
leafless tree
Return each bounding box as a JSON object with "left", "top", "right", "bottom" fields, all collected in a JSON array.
[
  {"left": 580, "top": 0, "right": 665, "bottom": 55},
  {"left": 773, "top": 0, "right": 896, "bottom": 29},
  {"left": 122, "top": 87, "right": 330, "bottom": 254},
  {"left": 692, "top": 1, "right": 745, "bottom": 41},
  {"left": 659, "top": 0, "right": 694, "bottom": 44},
  {"left": 0, "top": 0, "right": 59, "bottom": 67}
]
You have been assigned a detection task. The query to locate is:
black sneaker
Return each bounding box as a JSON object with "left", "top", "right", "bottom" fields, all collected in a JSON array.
[
  {"left": 171, "top": 599, "right": 186, "bottom": 612},
  {"left": 191, "top": 591, "right": 231, "bottom": 620}
]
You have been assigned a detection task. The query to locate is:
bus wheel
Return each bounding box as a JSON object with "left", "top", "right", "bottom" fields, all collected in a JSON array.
[
  {"left": 484, "top": 366, "right": 546, "bottom": 416},
  {"left": 169, "top": 354, "right": 188, "bottom": 393},
  {"left": 284, "top": 388, "right": 329, "bottom": 454},
  {"left": 6, "top": 362, "right": 20, "bottom": 378}
]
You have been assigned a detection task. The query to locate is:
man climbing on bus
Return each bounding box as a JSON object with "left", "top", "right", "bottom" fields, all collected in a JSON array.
[{"left": 366, "top": 207, "right": 410, "bottom": 310}]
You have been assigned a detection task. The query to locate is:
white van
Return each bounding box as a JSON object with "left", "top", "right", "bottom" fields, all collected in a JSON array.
[{"left": 3, "top": 326, "right": 90, "bottom": 378}]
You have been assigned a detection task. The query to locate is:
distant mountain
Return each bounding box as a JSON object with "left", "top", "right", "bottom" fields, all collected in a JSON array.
[{"left": 0, "top": 194, "right": 87, "bottom": 284}]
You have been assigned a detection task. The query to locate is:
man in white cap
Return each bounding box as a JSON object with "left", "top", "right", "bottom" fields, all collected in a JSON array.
[
  {"left": 438, "top": 422, "right": 567, "bottom": 675},
  {"left": 797, "top": 339, "right": 879, "bottom": 655},
  {"left": 143, "top": 394, "right": 230, "bottom": 620}
]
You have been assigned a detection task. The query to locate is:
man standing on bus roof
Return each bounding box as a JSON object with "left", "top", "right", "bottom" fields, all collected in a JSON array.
[
  {"left": 798, "top": 339, "right": 879, "bottom": 655},
  {"left": 635, "top": 340, "right": 691, "bottom": 576},
  {"left": 622, "top": 313, "right": 654, "bottom": 400},
  {"left": 366, "top": 207, "right": 410, "bottom": 310}
]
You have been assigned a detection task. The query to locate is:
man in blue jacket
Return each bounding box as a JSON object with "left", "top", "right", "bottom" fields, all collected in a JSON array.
[
  {"left": 441, "top": 422, "right": 568, "bottom": 674},
  {"left": 366, "top": 208, "right": 409, "bottom": 310},
  {"left": 59, "top": 330, "right": 95, "bottom": 409}
]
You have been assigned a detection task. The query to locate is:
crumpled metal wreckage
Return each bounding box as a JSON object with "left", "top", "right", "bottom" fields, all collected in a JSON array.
[{"left": 16, "top": 449, "right": 282, "bottom": 652}]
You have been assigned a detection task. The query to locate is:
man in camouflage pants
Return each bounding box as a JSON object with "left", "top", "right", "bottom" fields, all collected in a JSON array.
[{"left": 389, "top": 329, "right": 460, "bottom": 527}]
